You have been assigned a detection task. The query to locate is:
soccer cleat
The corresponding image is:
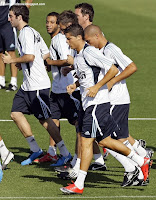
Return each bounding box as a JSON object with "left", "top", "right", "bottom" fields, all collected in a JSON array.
[
  {"left": 0, "top": 85, "right": 5, "bottom": 89},
  {"left": 0, "top": 169, "right": 3, "bottom": 182},
  {"left": 50, "top": 153, "right": 72, "bottom": 167},
  {"left": 54, "top": 163, "right": 72, "bottom": 173},
  {"left": 88, "top": 162, "right": 107, "bottom": 171},
  {"left": 103, "top": 148, "right": 109, "bottom": 158},
  {"left": 57, "top": 172, "right": 71, "bottom": 180},
  {"left": 34, "top": 153, "right": 58, "bottom": 163},
  {"left": 146, "top": 148, "right": 154, "bottom": 159},
  {"left": 67, "top": 168, "right": 78, "bottom": 179},
  {"left": 21, "top": 149, "right": 43, "bottom": 166},
  {"left": 6, "top": 84, "right": 17, "bottom": 92},
  {"left": 141, "top": 157, "right": 150, "bottom": 181},
  {"left": 138, "top": 139, "right": 146, "bottom": 149},
  {"left": 121, "top": 167, "right": 139, "bottom": 187},
  {"left": 2, "top": 151, "right": 14, "bottom": 170},
  {"left": 60, "top": 183, "right": 84, "bottom": 194}
]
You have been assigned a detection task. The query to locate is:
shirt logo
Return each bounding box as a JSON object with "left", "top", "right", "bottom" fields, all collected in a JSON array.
[
  {"left": 84, "top": 131, "right": 90, "bottom": 136},
  {"left": 10, "top": 43, "right": 15, "bottom": 48}
]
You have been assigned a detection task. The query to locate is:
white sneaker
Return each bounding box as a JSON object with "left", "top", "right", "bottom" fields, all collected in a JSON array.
[{"left": 2, "top": 151, "right": 14, "bottom": 170}]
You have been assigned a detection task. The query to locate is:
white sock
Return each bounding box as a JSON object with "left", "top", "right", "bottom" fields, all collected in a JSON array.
[
  {"left": 56, "top": 140, "right": 69, "bottom": 157},
  {"left": 94, "top": 153, "right": 104, "bottom": 165},
  {"left": 73, "top": 158, "right": 81, "bottom": 171},
  {"left": 10, "top": 77, "right": 17, "bottom": 86},
  {"left": 0, "top": 163, "right": 2, "bottom": 170},
  {"left": 0, "top": 140, "right": 9, "bottom": 160},
  {"left": 75, "top": 170, "right": 87, "bottom": 189},
  {"left": 26, "top": 136, "right": 40, "bottom": 152},
  {"left": 107, "top": 148, "right": 135, "bottom": 172},
  {"left": 0, "top": 76, "right": 5, "bottom": 87},
  {"left": 48, "top": 145, "right": 57, "bottom": 156},
  {"left": 133, "top": 140, "right": 146, "bottom": 157},
  {"left": 70, "top": 154, "right": 77, "bottom": 167},
  {"left": 123, "top": 140, "right": 138, "bottom": 167},
  {"left": 127, "top": 150, "right": 144, "bottom": 167}
]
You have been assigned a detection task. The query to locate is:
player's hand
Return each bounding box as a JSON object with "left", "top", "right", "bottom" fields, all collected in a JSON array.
[
  {"left": 1, "top": 51, "right": 12, "bottom": 64},
  {"left": 86, "top": 85, "right": 99, "bottom": 97},
  {"left": 67, "top": 55, "right": 74, "bottom": 65},
  {"left": 15, "top": 63, "right": 22, "bottom": 71},
  {"left": 67, "top": 83, "right": 76, "bottom": 95},
  {"left": 61, "top": 66, "right": 72, "bottom": 76}
]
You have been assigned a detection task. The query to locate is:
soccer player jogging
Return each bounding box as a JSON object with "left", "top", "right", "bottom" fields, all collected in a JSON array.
[
  {"left": 34, "top": 11, "right": 79, "bottom": 166},
  {"left": 2, "top": 5, "right": 71, "bottom": 166},
  {"left": 84, "top": 24, "right": 153, "bottom": 185},
  {"left": 59, "top": 24, "right": 150, "bottom": 194}
]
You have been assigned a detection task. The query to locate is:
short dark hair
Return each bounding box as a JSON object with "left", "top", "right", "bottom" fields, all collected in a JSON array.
[
  {"left": 47, "top": 12, "right": 59, "bottom": 24},
  {"left": 75, "top": 3, "right": 94, "bottom": 22},
  {"left": 64, "top": 24, "right": 84, "bottom": 40},
  {"left": 47, "top": 12, "right": 59, "bottom": 18},
  {"left": 9, "top": 5, "right": 29, "bottom": 23},
  {"left": 58, "top": 10, "right": 78, "bottom": 26}
]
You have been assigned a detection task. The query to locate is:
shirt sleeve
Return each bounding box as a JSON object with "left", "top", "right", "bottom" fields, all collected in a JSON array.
[
  {"left": 40, "top": 36, "right": 49, "bottom": 56},
  {"left": 106, "top": 44, "right": 133, "bottom": 70},
  {"left": 83, "top": 46, "right": 113, "bottom": 71},
  {"left": 21, "top": 28, "right": 35, "bottom": 55}
]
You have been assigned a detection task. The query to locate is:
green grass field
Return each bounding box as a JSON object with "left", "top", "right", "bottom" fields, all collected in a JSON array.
[{"left": 0, "top": 0, "right": 156, "bottom": 199}]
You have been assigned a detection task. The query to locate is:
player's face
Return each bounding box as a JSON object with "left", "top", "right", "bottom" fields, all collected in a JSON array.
[
  {"left": 85, "top": 34, "right": 99, "bottom": 48},
  {"left": 46, "top": 16, "right": 58, "bottom": 35},
  {"left": 65, "top": 33, "right": 78, "bottom": 50},
  {"left": 75, "top": 8, "right": 85, "bottom": 27},
  {"left": 9, "top": 11, "right": 19, "bottom": 28},
  {"left": 59, "top": 23, "right": 67, "bottom": 34}
]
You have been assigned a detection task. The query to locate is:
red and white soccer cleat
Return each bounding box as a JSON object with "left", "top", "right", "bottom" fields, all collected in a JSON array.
[
  {"left": 141, "top": 157, "right": 150, "bottom": 181},
  {"left": 60, "top": 183, "right": 84, "bottom": 194}
]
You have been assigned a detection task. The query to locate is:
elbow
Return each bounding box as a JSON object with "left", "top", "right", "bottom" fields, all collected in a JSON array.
[
  {"left": 29, "top": 55, "right": 35, "bottom": 62},
  {"left": 131, "top": 62, "right": 137, "bottom": 73}
]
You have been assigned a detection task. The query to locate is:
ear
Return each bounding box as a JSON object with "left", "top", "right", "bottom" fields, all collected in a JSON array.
[
  {"left": 77, "top": 35, "right": 82, "bottom": 40},
  {"left": 18, "top": 15, "right": 23, "bottom": 21}
]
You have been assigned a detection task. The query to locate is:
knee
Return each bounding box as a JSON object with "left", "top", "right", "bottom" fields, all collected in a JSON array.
[{"left": 10, "top": 112, "right": 18, "bottom": 122}]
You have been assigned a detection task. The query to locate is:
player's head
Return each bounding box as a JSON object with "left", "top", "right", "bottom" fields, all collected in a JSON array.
[
  {"left": 9, "top": 5, "right": 29, "bottom": 27},
  {"left": 75, "top": 3, "right": 94, "bottom": 28},
  {"left": 64, "top": 24, "right": 84, "bottom": 50},
  {"left": 57, "top": 10, "right": 78, "bottom": 33},
  {"left": 84, "top": 24, "right": 104, "bottom": 48},
  {"left": 46, "top": 12, "right": 59, "bottom": 36}
]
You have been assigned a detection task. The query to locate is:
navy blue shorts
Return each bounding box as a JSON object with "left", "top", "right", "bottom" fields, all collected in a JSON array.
[
  {"left": 80, "top": 103, "right": 120, "bottom": 143},
  {"left": 49, "top": 91, "right": 80, "bottom": 125},
  {"left": 110, "top": 104, "right": 129, "bottom": 139},
  {"left": 11, "top": 87, "right": 51, "bottom": 120},
  {"left": 0, "top": 22, "right": 15, "bottom": 52}
]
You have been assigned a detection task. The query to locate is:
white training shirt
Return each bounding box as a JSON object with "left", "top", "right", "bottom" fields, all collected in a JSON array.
[
  {"left": 101, "top": 42, "right": 133, "bottom": 105},
  {"left": 74, "top": 44, "right": 113, "bottom": 111},
  {"left": 49, "top": 33, "right": 75, "bottom": 93},
  {"left": 18, "top": 26, "right": 51, "bottom": 91}
]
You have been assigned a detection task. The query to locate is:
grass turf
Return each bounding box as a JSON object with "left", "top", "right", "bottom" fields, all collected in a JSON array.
[{"left": 0, "top": 0, "right": 155, "bottom": 199}]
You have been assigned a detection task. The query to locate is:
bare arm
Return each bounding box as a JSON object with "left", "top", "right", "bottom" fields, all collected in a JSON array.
[
  {"left": 46, "top": 58, "right": 69, "bottom": 67},
  {"left": 107, "top": 62, "right": 137, "bottom": 91},
  {"left": 87, "top": 65, "right": 118, "bottom": 97},
  {"left": 2, "top": 51, "right": 34, "bottom": 64}
]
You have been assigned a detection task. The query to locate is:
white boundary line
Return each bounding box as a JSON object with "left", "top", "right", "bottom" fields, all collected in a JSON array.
[
  {"left": 0, "top": 118, "right": 156, "bottom": 122},
  {"left": 0, "top": 196, "right": 156, "bottom": 199}
]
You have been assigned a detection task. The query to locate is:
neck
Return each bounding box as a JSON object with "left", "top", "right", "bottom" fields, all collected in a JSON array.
[
  {"left": 82, "top": 21, "right": 92, "bottom": 30},
  {"left": 18, "top": 22, "right": 28, "bottom": 31},
  {"left": 76, "top": 41, "right": 86, "bottom": 53},
  {"left": 99, "top": 37, "right": 108, "bottom": 49},
  {"left": 50, "top": 28, "right": 60, "bottom": 39}
]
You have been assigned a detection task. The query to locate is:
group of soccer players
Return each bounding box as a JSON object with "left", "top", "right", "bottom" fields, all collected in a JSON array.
[{"left": 1, "top": 2, "right": 154, "bottom": 195}]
